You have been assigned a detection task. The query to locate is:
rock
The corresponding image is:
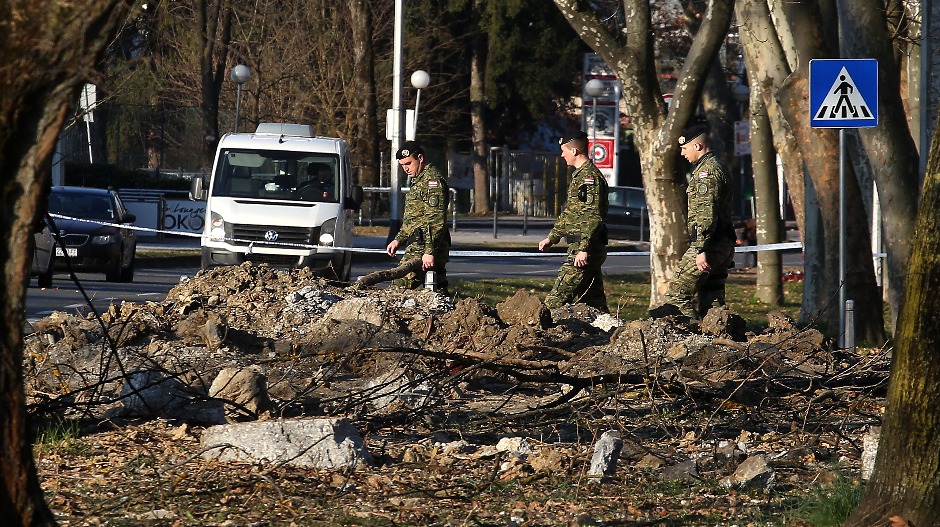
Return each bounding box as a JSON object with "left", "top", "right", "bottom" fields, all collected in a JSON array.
[
  {"left": 367, "top": 367, "right": 435, "bottom": 411},
  {"left": 529, "top": 447, "right": 566, "bottom": 473},
  {"left": 661, "top": 459, "right": 699, "bottom": 481},
  {"left": 587, "top": 430, "right": 623, "bottom": 479},
  {"left": 496, "top": 437, "right": 533, "bottom": 456},
  {"left": 496, "top": 289, "right": 551, "bottom": 328},
  {"left": 861, "top": 427, "right": 880, "bottom": 480},
  {"left": 721, "top": 455, "right": 776, "bottom": 489},
  {"left": 209, "top": 365, "right": 272, "bottom": 419},
  {"left": 635, "top": 453, "right": 665, "bottom": 469},
  {"left": 324, "top": 297, "right": 386, "bottom": 326},
  {"left": 118, "top": 370, "right": 225, "bottom": 425},
  {"left": 591, "top": 313, "right": 623, "bottom": 332},
  {"left": 201, "top": 417, "right": 371, "bottom": 468},
  {"left": 700, "top": 305, "right": 746, "bottom": 340}
]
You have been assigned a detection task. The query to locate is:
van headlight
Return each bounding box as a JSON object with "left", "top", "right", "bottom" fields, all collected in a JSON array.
[
  {"left": 209, "top": 211, "right": 226, "bottom": 242},
  {"left": 319, "top": 218, "right": 336, "bottom": 246}
]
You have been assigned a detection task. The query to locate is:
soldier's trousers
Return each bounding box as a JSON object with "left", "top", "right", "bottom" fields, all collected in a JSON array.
[
  {"left": 545, "top": 246, "right": 608, "bottom": 312},
  {"left": 391, "top": 244, "right": 450, "bottom": 294},
  {"left": 665, "top": 241, "right": 735, "bottom": 319}
]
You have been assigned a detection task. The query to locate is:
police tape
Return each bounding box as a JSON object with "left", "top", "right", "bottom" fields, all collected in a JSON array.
[{"left": 48, "top": 213, "right": 806, "bottom": 258}]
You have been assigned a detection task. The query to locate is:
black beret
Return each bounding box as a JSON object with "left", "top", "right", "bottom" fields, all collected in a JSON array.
[
  {"left": 678, "top": 124, "right": 708, "bottom": 146},
  {"left": 396, "top": 140, "right": 424, "bottom": 160},
  {"left": 559, "top": 130, "right": 589, "bottom": 145}
]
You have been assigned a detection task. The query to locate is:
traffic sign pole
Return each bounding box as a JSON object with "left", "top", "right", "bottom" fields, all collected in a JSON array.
[{"left": 809, "top": 58, "right": 878, "bottom": 348}]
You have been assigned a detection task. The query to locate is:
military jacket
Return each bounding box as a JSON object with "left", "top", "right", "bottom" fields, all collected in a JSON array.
[
  {"left": 395, "top": 163, "right": 450, "bottom": 254},
  {"left": 548, "top": 160, "right": 608, "bottom": 252},
  {"left": 687, "top": 152, "right": 734, "bottom": 253}
]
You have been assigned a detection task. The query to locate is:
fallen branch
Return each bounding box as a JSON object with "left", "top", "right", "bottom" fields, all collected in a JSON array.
[{"left": 354, "top": 258, "right": 422, "bottom": 288}]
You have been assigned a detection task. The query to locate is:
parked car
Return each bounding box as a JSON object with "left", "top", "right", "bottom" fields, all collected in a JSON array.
[
  {"left": 30, "top": 216, "right": 55, "bottom": 288},
  {"left": 606, "top": 185, "right": 649, "bottom": 240},
  {"left": 47, "top": 186, "right": 138, "bottom": 282}
]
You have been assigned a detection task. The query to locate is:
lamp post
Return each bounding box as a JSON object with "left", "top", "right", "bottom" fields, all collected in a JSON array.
[
  {"left": 231, "top": 64, "right": 251, "bottom": 133},
  {"left": 388, "top": 0, "right": 405, "bottom": 242},
  {"left": 410, "top": 69, "right": 430, "bottom": 135},
  {"left": 585, "top": 79, "right": 605, "bottom": 160}
]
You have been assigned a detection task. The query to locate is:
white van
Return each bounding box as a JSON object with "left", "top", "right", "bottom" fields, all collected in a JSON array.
[{"left": 190, "top": 123, "right": 363, "bottom": 280}]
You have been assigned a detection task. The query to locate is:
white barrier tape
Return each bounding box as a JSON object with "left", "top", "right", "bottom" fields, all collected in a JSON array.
[
  {"left": 49, "top": 213, "right": 203, "bottom": 239},
  {"left": 49, "top": 213, "right": 809, "bottom": 258}
]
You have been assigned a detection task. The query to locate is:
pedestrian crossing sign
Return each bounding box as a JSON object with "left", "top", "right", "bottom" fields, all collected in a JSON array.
[{"left": 810, "top": 59, "right": 878, "bottom": 128}]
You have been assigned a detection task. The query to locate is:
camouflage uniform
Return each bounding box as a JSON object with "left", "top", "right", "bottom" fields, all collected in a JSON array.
[
  {"left": 545, "top": 160, "right": 609, "bottom": 311},
  {"left": 666, "top": 151, "right": 736, "bottom": 318},
  {"left": 392, "top": 163, "right": 451, "bottom": 293}
]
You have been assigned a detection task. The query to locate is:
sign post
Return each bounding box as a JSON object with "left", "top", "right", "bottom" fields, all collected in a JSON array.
[
  {"left": 582, "top": 53, "right": 621, "bottom": 185},
  {"left": 809, "top": 58, "right": 878, "bottom": 348}
]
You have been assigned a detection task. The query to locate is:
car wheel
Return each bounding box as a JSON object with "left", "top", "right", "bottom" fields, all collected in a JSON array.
[
  {"left": 118, "top": 253, "right": 135, "bottom": 283},
  {"left": 37, "top": 254, "right": 54, "bottom": 288},
  {"left": 105, "top": 246, "right": 128, "bottom": 282}
]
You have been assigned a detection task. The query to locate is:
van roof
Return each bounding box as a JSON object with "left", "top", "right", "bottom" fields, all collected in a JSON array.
[{"left": 218, "top": 124, "right": 347, "bottom": 153}]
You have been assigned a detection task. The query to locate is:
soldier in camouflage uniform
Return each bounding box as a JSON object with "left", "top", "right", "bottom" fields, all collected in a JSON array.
[
  {"left": 664, "top": 124, "right": 736, "bottom": 319},
  {"left": 386, "top": 141, "right": 451, "bottom": 293},
  {"left": 539, "top": 131, "right": 610, "bottom": 312}
]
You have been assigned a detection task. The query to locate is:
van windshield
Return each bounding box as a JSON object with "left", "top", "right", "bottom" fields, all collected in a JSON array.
[{"left": 212, "top": 149, "right": 340, "bottom": 203}]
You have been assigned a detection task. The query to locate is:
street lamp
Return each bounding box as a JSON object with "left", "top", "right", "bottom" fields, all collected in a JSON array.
[
  {"left": 585, "top": 79, "right": 606, "bottom": 160},
  {"left": 231, "top": 64, "right": 251, "bottom": 133},
  {"left": 410, "top": 69, "right": 430, "bottom": 136}
]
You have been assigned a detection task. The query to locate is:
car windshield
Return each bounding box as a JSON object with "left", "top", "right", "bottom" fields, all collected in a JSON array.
[
  {"left": 212, "top": 149, "right": 340, "bottom": 203},
  {"left": 49, "top": 192, "right": 115, "bottom": 221}
]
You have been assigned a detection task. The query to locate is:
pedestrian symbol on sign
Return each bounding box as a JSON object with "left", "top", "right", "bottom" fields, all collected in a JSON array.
[{"left": 813, "top": 67, "right": 874, "bottom": 121}]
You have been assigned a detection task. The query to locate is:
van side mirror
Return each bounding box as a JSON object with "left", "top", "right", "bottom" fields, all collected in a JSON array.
[
  {"left": 190, "top": 175, "right": 207, "bottom": 201},
  {"left": 346, "top": 185, "right": 364, "bottom": 210}
]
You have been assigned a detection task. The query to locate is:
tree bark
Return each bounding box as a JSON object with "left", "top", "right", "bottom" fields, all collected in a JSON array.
[
  {"left": 846, "top": 105, "right": 940, "bottom": 527},
  {"left": 349, "top": 0, "right": 380, "bottom": 188},
  {"left": 552, "top": 0, "right": 733, "bottom": 305},
  {"left": 470, "top": 2, "right": 490, "bottom": 216},
  {"left": 0, "top": 3, "right": 132, "bottom": 525},
  {"left": 838, "top": 0, "right": 920, "bottom": 335},
  {"left": 747, "top": 79, "right": 784, "bottom": 306},
  {"left": 196, "top": 0, "right": 233, "bottom": 171}
]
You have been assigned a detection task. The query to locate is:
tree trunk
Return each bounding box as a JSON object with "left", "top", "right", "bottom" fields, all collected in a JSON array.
[
  {"left": 736, "top": 0, "right": 808, "bottom": 238},
  {"left": 349, "top": 0, "right": 380, "bottom": 188},
  {"left": 838, "top": 0, "right": 920, "bottom": 335},
  {"left": 470, "top": 13, "right": 489, "bottom": 216},
  {"left": 553, "top": 0, "right": 733, "bottom": 305},
  {"left": 748, "top": 80, "right": 783, "bottom": 306},
  {"left": 0, "top": 3, "right": 131, "bottom": 525},
  {"left": 197, "top": 0, "right": 233, "bottom": 171},
  {"left": 846, "top": 112, "right": 940, "bottom": 527}
]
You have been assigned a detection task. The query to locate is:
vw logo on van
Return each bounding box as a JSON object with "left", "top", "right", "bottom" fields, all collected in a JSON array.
[{"left": 264, "top": 230, "right": 279, "bottom": 242}]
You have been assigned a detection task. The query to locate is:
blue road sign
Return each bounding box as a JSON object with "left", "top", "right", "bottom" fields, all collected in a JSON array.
[{"left": 810, "top": 59, "right": 878, "bottom": 128}]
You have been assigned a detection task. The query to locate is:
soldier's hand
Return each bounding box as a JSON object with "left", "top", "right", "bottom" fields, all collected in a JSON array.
[
  {"left": 538, "top": 238, "right": 553, "bottom": 251},
  {"left": 386, "top": 240, "right": 400, "bottom": 257},
  {"left": 422, "top": 254, "right": 435, "bottom": 270},
  {"left": 574, "top": 251, "right": 589, "bottom": 267},
  {"left": 695, "top": 252, "right": 711, "bottom": 273}
]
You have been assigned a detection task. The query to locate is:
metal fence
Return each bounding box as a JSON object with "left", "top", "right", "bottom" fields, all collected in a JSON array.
[{"left": 487, "top": 146, "right": 569, "bottom": 217}]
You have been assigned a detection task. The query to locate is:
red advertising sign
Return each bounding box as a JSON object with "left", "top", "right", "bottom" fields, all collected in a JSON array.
[{"left": 589, "top": 139, "right": 615, "bottom": 169}]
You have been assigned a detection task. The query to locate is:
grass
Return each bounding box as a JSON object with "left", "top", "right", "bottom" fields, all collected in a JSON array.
[
  {"left": 33, "top": 417, "right": 87, "bottom": 457},
  {"left": 784, "top": 471, "right": 865, "bottom": 526},
  {"left": 453, "top": 270, "right": 805, "bottom": 332}
]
